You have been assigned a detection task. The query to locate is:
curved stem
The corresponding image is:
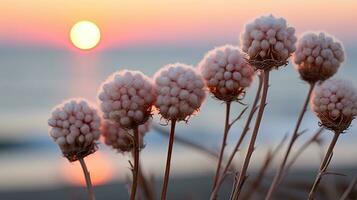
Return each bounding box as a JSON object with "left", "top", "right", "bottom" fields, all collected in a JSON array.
[
  {"left": 265, "top": 82, "right": 315, "bottom": 200},
  {"left": 308, "top": 132, "right": 341, "bottom": 200},
  {"left": 138, "top": 165, "right": 155, "bottom": 200},
  {"left": 160, "top": 120, "right": 177, "bottom": 200},
  {"left": 210, "top": 73, "right": 263, "bottom": 200},
  {"left": 211, "top": 102, "right": 231, "bottom": 191},
  {"left": 78, "top": 157, "right": 96, "bottom": 200},
  {"left": 130, "top": 126, "right": 140, "bottom": 200},
  {"left": 231, "top": 69, "right": 270, "bottom": 200},
  {"left": 284, "top": 128, "right": 324, "bottom": 176},
  {"left": 339, "top": 175, "right": 357, "bottom": 200}
]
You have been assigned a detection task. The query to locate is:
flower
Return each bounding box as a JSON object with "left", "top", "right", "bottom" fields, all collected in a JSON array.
[
  {"left": 311, "top": 79, "right": 357, "bottom": 132},
  {"left": 101, "top": 119, "right": 151, "bottom": 153},
  {"left": 240, "top": 14, "right": 297, "bottom": 70},
  {"left": 98, "top": 70, "right": 156, "bottom": 129},
  {"left": 154, "top": 63, "right": 206, "bottom": 121},
  {"left": 198, "top": 45, "right": 255, "bottom": 102},
  {"left": 294, "top": 32, "right": 345, "bottom": 83},
  {"left": 48, "top": 98, "right": 101, "bottom": 162}
]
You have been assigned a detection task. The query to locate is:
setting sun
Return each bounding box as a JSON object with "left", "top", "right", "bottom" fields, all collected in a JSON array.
[{"left": 70, "top": 21, "right": 101, "bottom": 50}]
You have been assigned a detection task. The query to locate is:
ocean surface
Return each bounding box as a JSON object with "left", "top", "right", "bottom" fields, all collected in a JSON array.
[{"left": 1, "top": 43, "right": 357, "bottom": 191}]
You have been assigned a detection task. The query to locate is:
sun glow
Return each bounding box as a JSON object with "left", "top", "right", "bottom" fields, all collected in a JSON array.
[{"left": 70, "top": 21, "right": 101, "bottom": 50}]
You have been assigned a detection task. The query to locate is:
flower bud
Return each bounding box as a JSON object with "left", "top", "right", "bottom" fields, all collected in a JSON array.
[
  {"left": 199, "top": 45, "right": 255, "bottom": 101},
  {"left": 154, "top": 63, "right": 206, "bottom": 121},
  {"left": 101, "top": 119, "right": 151, "bottom": 153},
  {"left": 241, "top": 14, "right": 297, "bottom": 70},
  {"left": 311, "top": 79, "right": 357, "bottom": 132},
  {"left": 48, "top": 98, "right": 101, "bottom": 162},
  {"left": 98, "top": 70, "right": 156, "bottom": 129},
  {"left": 294, "top": 32, "right": 345, "bottom": 83}
]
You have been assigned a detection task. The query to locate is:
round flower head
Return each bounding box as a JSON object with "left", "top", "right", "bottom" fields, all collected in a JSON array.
[
  {"left": 101, "top": 119, "right": 151, "bottom": 153},
  {"left": 311, "top": 79, "right": 357, "bottom": 133},
  {"left": 199, "top": 45, "right": 255, "bottom": 102},
  {"left": 48, "top": 98, "right": 101, "bottom": 162},
  {"left": 241, "top": 14, "right": 297, "bottom": 70},
  {"left": 98, "top": 70, "right": 155, "bottom": 129},
  {"left": 294, "top": 32, "right": 345, "bottom": 83},
  {"left": 154, "top": 63, "right": 206, "bottom": 121}
]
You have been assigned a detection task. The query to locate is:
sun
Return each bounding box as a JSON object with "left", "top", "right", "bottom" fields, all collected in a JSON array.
[{"left": 70, "top": 21, "right": 101, "bottom": 50}]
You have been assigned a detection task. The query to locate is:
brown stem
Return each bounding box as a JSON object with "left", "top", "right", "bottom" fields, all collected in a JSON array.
[
  {"left": 78, "top": 157, "right": 96, "bottom": 200},
  {"left": 210, "top": 73, "right": 263, "bottom": 200},
  {"left": 308, "top": 131, "right": 341, "bottom": 200},
  {"left": 242, "top": 133, "right": 288, "bottom": 200},
  {"left": 160, "top": 120, "right": 177, "bottom": 200},
  {"left": 339, "top": 175, "right": 357, "bottom": 200},
  {"left": 284, "top": 128, "right": 324, "bottom": 176},
  {"left": 212, "top": 102, "right": 232, "bottom": 191},
  {"left": 130, "top": 126, "right": 140, "bottom": 200},
  {"left": 138, "top": 165, "right": 155, "bottom": 200},
  {"left": 231, "top": 69, "right": 270, "bottom": 200},
  {"left": 265, "top": 82, "right": 315, "bottom": 200},
  {"left": 154, "top": 125, "right": 221, "bottom": 161}
]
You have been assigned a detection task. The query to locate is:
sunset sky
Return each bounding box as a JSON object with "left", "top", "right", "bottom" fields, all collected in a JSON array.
[
  {"left": 1, "top": 0, "right": 357, "bottom": 193},
  {"left": 1, "top": 0, "right": 357, "bottom": 49}
]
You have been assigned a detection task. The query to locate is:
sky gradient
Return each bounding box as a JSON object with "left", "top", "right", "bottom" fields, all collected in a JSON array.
[{"left": 1, "top": 0, "right": 357, "bottom": 49}]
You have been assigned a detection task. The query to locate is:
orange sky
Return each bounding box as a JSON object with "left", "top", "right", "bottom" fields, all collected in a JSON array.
[{"left": 1, "top": 0, "right": 356, "bottom": 49}]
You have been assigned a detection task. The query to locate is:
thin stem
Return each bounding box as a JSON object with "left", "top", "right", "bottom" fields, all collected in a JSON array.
[
  {"left": 265, "top": 82, "right": 315, "bottom": 200},
  {"left": 78, "top": 157, "right": 96, "bottom": 200},
  {"left": 308, "top": 131, "right": 341, "bottom": 200},
  {"left": 161, "top": 120, "right": 177, "bottom": 200},
  {"left": 284, "top": 128, "right": 324, "bottom": 176},
  {"left": 130, "top": 126, "right": 140, "bottom": 200},
  {"left": 154, "top": 125, "right": 222, "bottom": 161},
  {"left": 138, "top": 165, "right": 155, "bottom": 200},
  {"left": 242, "top": 133, "right": 288, "bottom": 200},
  {"left": 210, "top": 73, "right": 263, "bottom": 200},
  {"left": 339, "top": 175, "right": 357, "bottom": 200},
  {"left": 231, "top": 69, "right": 270, "bottom": 200},
  {"left": 212, "top": 101, "right": 231, "bottom": 191}
]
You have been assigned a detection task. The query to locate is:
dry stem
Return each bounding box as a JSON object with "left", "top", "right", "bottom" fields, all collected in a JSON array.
[
  {"left": 242, "top": 134, "right": 288, "bottom": 200},
  {"left": 210, "top": 73, "right": 263, "bottom": 200},
  {"left": 265, "top": 82, "right": 315, "bottom": 200},
  {"left": 231, "top": 69, "right": 270, "bottom": 200},
  {"left": 308, "top": 131, "right": 341, "bottom": 199},
  {"left": 78, "top": 157, "right": 96, "bottom": 200},
  {"left": 130, "top": 126, "right": 140, "bottom": 200},
  {"left": 212, "top": 102, "right": 232, "bottom": 191},
  {"left": 284, "top": 128, "right": 324, "bottom": 175},
  {"left": 138, "top": 165, "right": 155, "bottom": 200},
  {"left": 160, "top": 120, "right": 177, "bottom": 200},
  {"left": 339, "top": 175, "right": 357, "bottom": 200}
]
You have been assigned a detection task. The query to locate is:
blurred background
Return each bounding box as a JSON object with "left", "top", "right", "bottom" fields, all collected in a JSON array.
[{"left": 1, "top": 0, "right": 357, "bottom": 199}]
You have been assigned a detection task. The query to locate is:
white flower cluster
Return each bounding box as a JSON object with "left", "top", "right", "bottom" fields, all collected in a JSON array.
[
  {"left": 241, "top": 15, "right": 297, "bottom": 64},
  {"left": 101, "top": 119, "right": 151, "bottom": 153},
  {"left": 98, "top": 70, "right": 155, "bottom": 129},
  {"left": 294, "top": 32, "right": 345, "bottom": 82},
  {"left": 48, "top": 99, "right": 101, "bottom": 161},
  {"left": 199, "top": 45, "right": 255, "bottom": 101},
  {"left": 311, "top": 79, "right": 357, "bottom": 131},
  {"left": 154, "top": 63, "right": 206, "bottom": 121}
]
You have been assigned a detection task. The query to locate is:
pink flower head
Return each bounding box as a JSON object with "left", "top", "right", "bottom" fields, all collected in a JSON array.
[
  {"left": 101, "top": 119, "right": 151, "bottom": 153},
  {"left": 98, "top": 70, "right": 156, "bottom": 129},
  {"left": 311, "top": 79, "right": 357, "bottom": 132},
  {"left": 48, "top": 98, "right": 101, "bottom": 162},
  {"left": 199, "top": 45, "right": 255, "bottom": 102},
  {"left": 154, "top": 63, "right": 206, "bottom": 121},
  {"left": 241, "top": 14, "right": 297, "bottom": 70},
  {"left": 294, "top": 32, "right": 345, "bottom": 83}
]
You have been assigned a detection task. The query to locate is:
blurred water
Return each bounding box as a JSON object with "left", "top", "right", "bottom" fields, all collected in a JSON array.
[{"left": 0, "top": 44, "right": 357, "bottom": 190}]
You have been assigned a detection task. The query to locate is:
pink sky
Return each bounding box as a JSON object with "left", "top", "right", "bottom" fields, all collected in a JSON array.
[{"left": 1, "top": 0, "right": 356, "bottom": 49}]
